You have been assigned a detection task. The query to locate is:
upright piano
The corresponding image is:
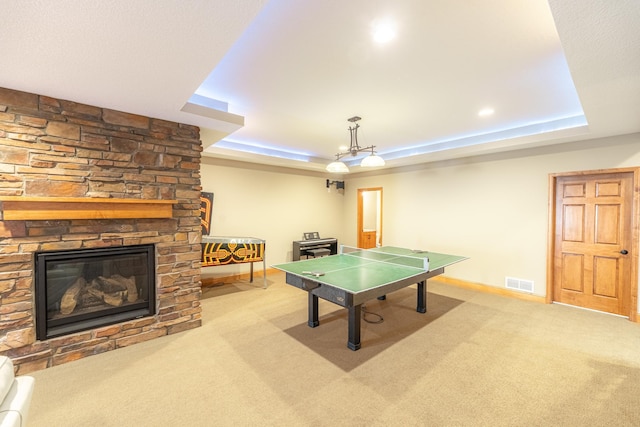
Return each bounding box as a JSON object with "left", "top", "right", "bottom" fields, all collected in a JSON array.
[{"left": 292, "top": 233, "right": 338, "bottom": 261}]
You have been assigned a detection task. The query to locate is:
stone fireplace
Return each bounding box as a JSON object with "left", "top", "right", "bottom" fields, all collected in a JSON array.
[{"left": 0, "top": 87, "right": 204, "bottom": 374}]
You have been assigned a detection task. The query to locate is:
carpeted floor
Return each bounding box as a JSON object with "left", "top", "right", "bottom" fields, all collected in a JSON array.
[{"left": 28, "top": 272, "right": 640, "bottom": 426}]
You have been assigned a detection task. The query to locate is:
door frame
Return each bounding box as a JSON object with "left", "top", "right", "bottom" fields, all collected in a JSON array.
[
  {"left": 357, "top": 187, "right": 383, "bottom": 248},
  {"left": 546, "top": 167, "right": 640, "bottom": 322}
]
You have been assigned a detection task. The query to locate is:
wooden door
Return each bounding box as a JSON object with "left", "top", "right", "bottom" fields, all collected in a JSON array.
[{"left": 551, "top": 171, "right": 635, "bottom": 316}]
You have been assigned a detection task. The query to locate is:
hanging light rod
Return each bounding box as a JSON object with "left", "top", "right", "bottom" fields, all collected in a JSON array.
[{"left": 326, "top": 116, "right": 385, "bottom": 173}]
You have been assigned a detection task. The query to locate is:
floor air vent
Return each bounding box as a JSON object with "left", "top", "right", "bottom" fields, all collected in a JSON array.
[{"left": 505, "top": 276, "right": 534, "bottom": 293}]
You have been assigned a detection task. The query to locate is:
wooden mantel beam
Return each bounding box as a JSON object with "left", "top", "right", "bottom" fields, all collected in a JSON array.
[{"left": 0, "top": 197, "right": 176, "bottom": 220}]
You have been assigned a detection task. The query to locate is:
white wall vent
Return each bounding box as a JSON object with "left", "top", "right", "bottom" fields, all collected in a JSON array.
[{"left": 505, "top": 276, "right": 534, "bottom": 293}]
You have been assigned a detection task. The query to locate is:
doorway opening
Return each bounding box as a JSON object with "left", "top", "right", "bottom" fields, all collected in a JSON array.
[{"left": 357, "top": 187, "right": 383, "bottom": 249}]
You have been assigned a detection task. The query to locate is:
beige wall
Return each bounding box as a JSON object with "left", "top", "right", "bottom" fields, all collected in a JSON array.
[
  {"left": 199, "top": 159, "right": 347, "bottom": 280},
  {"left": 201, "top": 133, "right": 640, "bottom": 309},
  {"left": 344, "top": 133, "right": 640, "bottom": 300}
]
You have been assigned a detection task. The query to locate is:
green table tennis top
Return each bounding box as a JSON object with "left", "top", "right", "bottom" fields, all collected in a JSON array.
[{"left": 273, "top": 246, "right": 467, "bottom": 294}]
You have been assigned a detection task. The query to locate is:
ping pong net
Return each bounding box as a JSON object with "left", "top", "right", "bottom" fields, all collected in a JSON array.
[{"left": 339, "top": 245, "right": 430, "bottom": 271}]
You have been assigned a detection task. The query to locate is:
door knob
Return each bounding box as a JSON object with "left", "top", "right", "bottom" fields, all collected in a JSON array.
[{"left": 620, "top": 249, "right": 629, "bottom": 255}]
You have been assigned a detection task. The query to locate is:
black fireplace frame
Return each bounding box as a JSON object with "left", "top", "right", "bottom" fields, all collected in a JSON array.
[{"left": 34, "top": 244, "right": 156, "bottom": 340}]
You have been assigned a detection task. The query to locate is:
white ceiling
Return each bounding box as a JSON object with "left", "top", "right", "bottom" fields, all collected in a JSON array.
[{"left": 2, "top": 0, "right": 639, "bottom": 174}]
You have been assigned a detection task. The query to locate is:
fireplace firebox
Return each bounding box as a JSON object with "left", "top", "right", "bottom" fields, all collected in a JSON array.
[{"left": 35, "top": 244, "right": 156, "bottom": 340}]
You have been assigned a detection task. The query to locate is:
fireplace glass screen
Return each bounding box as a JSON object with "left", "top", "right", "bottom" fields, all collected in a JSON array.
[{"left": 35, "top": 244, "right": 156, "bottom": 340}]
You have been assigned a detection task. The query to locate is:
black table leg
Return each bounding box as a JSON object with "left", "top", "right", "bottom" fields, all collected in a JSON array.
[
  {"left": 308, "top": 293, "right": 319, "bottom": 327},
  {"left": 347, "top": 304, "right": 362, "bottom": 350},
  {"left": 417, "top": 280, "right": 427, "bottom": 313}
]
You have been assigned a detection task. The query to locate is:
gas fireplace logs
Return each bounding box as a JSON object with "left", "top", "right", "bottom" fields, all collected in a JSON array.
[{"left": 60, "top": 275, "right": 138, "bottom": 315}]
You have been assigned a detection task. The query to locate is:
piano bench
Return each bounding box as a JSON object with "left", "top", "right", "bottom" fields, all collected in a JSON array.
[{"left": 306, "top": 248, "right": 331, "bottom": 258}]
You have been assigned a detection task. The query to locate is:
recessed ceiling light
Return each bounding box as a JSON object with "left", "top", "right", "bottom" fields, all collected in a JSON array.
[
  {"left": 372, "top": 19, "right": 396, "bottom": 44},
  {"left": 478, "top": 107, "right": 495, "bottom": 117}
]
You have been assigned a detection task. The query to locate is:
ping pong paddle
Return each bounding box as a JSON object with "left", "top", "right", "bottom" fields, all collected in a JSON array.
[{"left": 302, "top": 271, "right": 325, "bottom": 277}]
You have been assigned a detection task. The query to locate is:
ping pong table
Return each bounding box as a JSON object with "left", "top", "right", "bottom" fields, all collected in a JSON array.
[{"left": 273, "top": 246, "right": 467, "bottom": 350}]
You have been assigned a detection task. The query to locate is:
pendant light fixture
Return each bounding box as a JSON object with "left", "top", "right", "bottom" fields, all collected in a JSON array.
[{"left": 326, "top": 116, "right": 385, "bottom": 173}]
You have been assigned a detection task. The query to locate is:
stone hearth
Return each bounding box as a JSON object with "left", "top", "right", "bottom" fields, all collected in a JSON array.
[{"left": 0, "top": 87, "right": 203, "bottom": 374}]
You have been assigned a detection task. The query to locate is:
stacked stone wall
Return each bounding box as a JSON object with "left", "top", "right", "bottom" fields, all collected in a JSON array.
[{"left": 0, "top": 87, "right": 203, "bottom": 373}]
